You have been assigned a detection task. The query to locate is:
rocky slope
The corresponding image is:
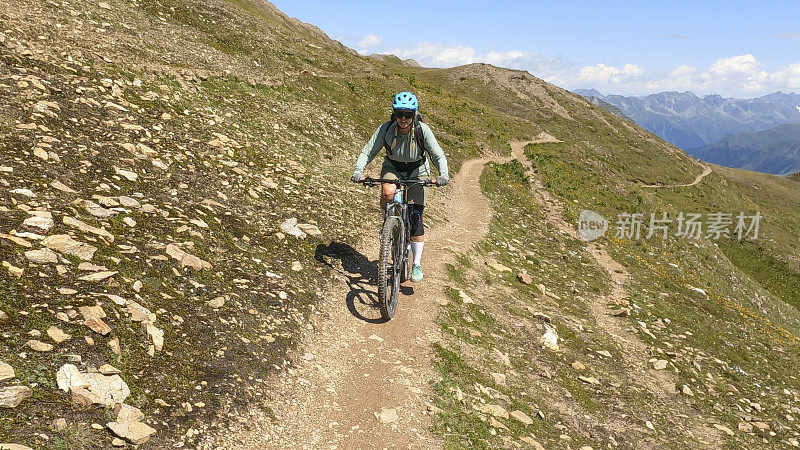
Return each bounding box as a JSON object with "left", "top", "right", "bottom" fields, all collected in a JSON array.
[{"left": 1, "top": 0, "right": 800, "bottom": 449}]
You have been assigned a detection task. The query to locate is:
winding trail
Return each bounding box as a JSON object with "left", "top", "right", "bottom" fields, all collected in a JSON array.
[
  {"left": 641, "top": 164, "right": 712, "bottom": 188},
  {"left": 206, "top": 153, "right": 508, "bottom": 449}
]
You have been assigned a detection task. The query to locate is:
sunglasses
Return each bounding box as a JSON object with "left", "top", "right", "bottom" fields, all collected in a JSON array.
[{"left": 395, "top": 110, "right": 415, "bottom": 119}]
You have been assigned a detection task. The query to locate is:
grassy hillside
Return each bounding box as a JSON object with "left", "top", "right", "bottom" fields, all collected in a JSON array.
[{"left": 1, "top": 0, "right": 800, "bottom": 448}]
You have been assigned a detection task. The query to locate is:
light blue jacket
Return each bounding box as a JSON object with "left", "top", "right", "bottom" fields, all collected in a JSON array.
[{"left": 354, "top": 121, "right": 449, "bottom": 178}]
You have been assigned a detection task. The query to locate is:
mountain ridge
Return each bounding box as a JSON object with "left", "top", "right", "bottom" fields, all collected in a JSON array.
[
  {"left": 574, "top": 89, "right": 800, "bottom": 150},
  {"left": 689, "top": 122, "right": 800, "bottom": 175}
]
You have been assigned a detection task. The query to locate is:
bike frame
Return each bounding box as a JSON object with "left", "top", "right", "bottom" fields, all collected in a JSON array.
[{"left": 359, "top": 177, "right": 436, "bottom": 319}]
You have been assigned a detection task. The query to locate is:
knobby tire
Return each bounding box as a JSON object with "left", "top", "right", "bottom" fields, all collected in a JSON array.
[{"left": 378, "top": 216, "right": 402, "bottom": 320}]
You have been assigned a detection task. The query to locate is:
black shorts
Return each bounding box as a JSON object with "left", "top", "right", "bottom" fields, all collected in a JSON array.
[
  {"left": 408, "top": 204, "right": 425, "bottom": 237},
  {"left": 381, "top": 159, "right": 425, "bottom": 205}
]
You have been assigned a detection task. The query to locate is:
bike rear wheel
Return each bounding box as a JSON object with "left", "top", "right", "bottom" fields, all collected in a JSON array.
[{"left": 378, "top": 216, "right": 403, "bottom": 320}]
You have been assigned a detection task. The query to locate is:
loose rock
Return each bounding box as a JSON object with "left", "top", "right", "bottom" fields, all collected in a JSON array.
[
  {"left": 26, "top": 339, "right": 54, "bottom": 352},
  {"left": 52, "top": 418, "right": 68, "bottom": 432},
  {"left": 78, "top": 271, "right": 118, "bottom": 282},
  {"left": 99, "top": 364, "right": 121, "bottom": 375},
  {"left": 107, "top": 421, "right": 156, "bottom": 445},
  {"left": 145, "top": 323, "right": 164, "bottom": 351},
  {"left": 652, "top": 359, "right": 668, "bottom": 370},
  {"left": 43, "top": 234, "right": 97, "bottom": 260},
  {"left": 23, "top": 216, "right": 54, "bottom": 231},
  {"left": 486, "top": 260, "right": 512, "bottom": 272},
  {"left": 56, "top": 364, "right": 90, "bottom": 393},
  {"left": 713, "top": 424, "right": 735, "bottom": 436},
  {"left": 51, "top": 180, "right": 76, "bottom": 193},
  {"left": 70, "top": 373, "right": 130, "bottom": 407},
  {"left": 578, "top": 376, "right": 600, "bottom": 385},
  {"left": 0, "top": 362, "right": 15, "bottom": 382},
  {"left": 540, "top": 324, "right": 559, "bottom": 351},
  {"left": 47, "top": 326, "right": 72, "bottom": 343},
  {"left": 279, "top": 218, "right": 307, "bottom": 238},
  {"left": 374, "top": 407, "right": 399, "bottom": 424},
  {"left": 165, "top": 244, "right": 211, "bottom": 270},
  {"left": 63, "top": 217, "right": 114, "bottom": 242},
  {"left": 510, "top": 410, "right": 534, "bottom": 426},
  {"left": 24, "top": 248, "right": 58, "bottom": 264},
  {"left": 475, "top": 403, "right": 509, "bottom": 419},
  {"left": 206, "top": 296, "right": 225, "bottom": 308},
  {"left": 114, "top": 403, "right": 145, "bottom": 423},
  {"left": 108, "top": 338, "right": 121, "bottom": 355},
  {"left": 3, "top": 262, "right": 24, "bottom": 277},
  {"left": 126, "top": 301, "right": 155, "bottom": 322},
  {"left": 295, "top": 223, "right": 322, "bottom": 236},
  {"left": 0, "top": 444, "right": 33, "bottom": 450},
  {"left": 0, "top": 386, "right": 32, "bottom": 408}
]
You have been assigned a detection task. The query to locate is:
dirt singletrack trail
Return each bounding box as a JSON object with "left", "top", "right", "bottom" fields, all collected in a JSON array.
[
  {"left": 206, "top": 152, "right": 510, "bottom": 449},
  {"left": 641, "top": 163, "right": 712, "bottom": 188}
]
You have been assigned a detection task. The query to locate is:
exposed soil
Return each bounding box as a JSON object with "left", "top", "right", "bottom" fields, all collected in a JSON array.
[{"left": 203, "top": 151, "right": 512, "bottom": 448}]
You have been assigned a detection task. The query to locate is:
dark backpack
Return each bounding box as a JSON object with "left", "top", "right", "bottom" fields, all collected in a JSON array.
[{"left": 383, "top": 111, "right": 427, "bottom": 160}]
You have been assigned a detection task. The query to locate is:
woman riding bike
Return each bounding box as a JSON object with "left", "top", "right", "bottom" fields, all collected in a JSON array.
[{"left": 351, "top": 91, "right": 449, "bottom": 282}]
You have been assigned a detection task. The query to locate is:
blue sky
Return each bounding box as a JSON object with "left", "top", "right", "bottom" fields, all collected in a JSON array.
[{"left": 270, "top": 0, "right": 800, "bottom": 98}]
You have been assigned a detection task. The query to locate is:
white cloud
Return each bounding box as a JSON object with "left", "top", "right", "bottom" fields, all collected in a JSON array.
[
  {"left": 577, "top": 63, "right": 643, "bottom": 83},
  {"left": 769, "top": 63, "right": 800, "bottom": 89},
  {"left": 567, "top": 54, "right": 800, "bottom": 97},
  {"left": 578, "top": 63, "right": 620, "bottom": 82},
  {"left": 708, "top": 53, "right": 759, "bottom": 76},
  {"left": 622, "top": 64, "right": 644, "bottom": 76},
  {"left": 390, "top": 42, "right": 478, "bottom": 66},
  {"left": 366, "top": 39, "right": 800, "bottom": 97},
  {"left": 670, "top": 64, "right": 696, "bottom": 77},
  {"left": 382, "top": 43, "right": 574, "bottom": 83},
  {"left": 485, "top": 50, "right": 524, "bottom": 65},
  {"left": 358, "top": 34, "right": 383, "bottom": 49}
]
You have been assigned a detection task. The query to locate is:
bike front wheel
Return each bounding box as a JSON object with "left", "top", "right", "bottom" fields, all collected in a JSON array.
[{"left": 378, "top": 216, "right": 403, "bottom": 320}]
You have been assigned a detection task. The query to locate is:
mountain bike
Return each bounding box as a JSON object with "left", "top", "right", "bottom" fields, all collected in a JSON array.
[{"left": 358, "top": 177, "right": 437, "bottom": 320}]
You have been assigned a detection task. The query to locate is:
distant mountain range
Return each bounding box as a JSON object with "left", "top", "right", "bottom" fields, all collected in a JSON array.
[
  {"left": 575, "top": 89, "right": 800, "bottom": 175},
  {"left": 574, "top": 89, "right": 800, "bottom": 150},
  {"left": 690, "top": 123, "right": 800, "bottom": 175}
]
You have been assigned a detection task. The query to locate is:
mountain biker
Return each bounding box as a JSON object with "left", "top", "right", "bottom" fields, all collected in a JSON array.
[{"left": 351, "top": 91, "right": 449, "bottom": 282}]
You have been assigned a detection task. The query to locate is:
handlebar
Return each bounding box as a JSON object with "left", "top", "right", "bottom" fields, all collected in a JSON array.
[{"left": 358, "top": 177, "right": 437, "bottom": 188}]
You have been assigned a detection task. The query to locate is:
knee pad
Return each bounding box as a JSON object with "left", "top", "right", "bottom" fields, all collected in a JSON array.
[{"left": 409, "top": 206, "right": 425, "bottom": 237}]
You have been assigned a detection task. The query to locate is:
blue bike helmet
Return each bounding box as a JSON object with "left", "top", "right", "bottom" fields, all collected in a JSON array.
[{"left": 392, "top": 91, "right": 418, "bottom": 111}]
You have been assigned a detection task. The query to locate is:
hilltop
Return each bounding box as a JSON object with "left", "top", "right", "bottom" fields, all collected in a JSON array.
[{"left": 1, "top": 0, "right": 800, "bottom": 449}]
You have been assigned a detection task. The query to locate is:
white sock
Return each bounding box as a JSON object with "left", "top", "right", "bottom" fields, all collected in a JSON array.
[{"left": 411, "top": 241, "right": 424, "bottom": 266}]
